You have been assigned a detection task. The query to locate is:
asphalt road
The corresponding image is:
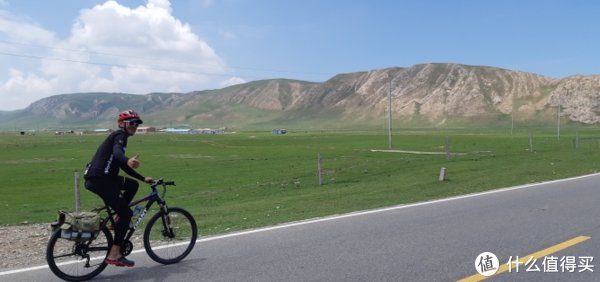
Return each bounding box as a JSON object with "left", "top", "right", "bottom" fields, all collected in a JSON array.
[{"left": 3, "top": 174, "right": 600, "bottom": 281}]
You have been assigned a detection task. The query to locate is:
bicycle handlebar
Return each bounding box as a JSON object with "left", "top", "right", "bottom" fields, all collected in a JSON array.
[{"left": 150, "top": 178, "right": 176, "bottom": 188}]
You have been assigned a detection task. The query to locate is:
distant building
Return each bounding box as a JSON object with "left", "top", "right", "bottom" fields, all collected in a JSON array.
[
  {"left": 136, "top": 126, "right": 156, "bottom": 134},
  {"left": 163, "top": 128, "right": 191, "bottom": 134},
  {"left": 272, "top": 129, "right": 287, "bottom": 134},
  {"left": 55, "top": 130, "right": 75, "bottom": 135},
  {"left": 192, "top": 128, "right": 225, "bottom": 134}
]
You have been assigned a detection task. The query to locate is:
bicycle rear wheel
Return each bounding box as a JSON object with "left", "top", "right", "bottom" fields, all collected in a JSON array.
[
  {"left": 143, "top": 207, "right": 197, "bottom": 264},
  {"left": 46, "top": 227, "right": 112, "bottom": 282}
]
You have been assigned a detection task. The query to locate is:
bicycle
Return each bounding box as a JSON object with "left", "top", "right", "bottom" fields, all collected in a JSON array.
[{"left": 46, "top": 178, "right": 198, "bottom": 281}]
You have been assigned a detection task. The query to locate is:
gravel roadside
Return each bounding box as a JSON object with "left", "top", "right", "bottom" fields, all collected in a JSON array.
[
  {"left": 0, "top": 224, "right": 49, "bottom": 270},
  {"left": 0, "top": 223, "right": 144, "bottom": 271}
]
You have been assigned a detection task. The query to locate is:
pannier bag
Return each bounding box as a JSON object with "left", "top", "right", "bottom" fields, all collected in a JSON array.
[{"left": 51, "top": 211, "right": 101, "bottom": 241}]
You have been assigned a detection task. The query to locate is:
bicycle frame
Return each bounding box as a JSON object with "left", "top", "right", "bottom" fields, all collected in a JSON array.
[{"left": 97, "top": 179, "right": 174, "bottom": 242}]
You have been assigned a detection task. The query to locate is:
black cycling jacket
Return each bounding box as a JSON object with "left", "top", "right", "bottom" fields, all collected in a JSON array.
[{"left": 84, "top": 129, "right": 145, "bottom": 182}]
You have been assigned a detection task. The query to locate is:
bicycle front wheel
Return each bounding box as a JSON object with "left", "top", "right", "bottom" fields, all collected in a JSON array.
[
  {"left": 144, "top": 207, "right": 197, "bottom": 264},
  {"left": 46, "top": 227, "right": 112, "bottom": 282}
]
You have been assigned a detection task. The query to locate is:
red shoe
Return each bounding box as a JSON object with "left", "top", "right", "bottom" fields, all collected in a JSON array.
[{"left": 105, "top": 256, "right": 135, "bottom": 267}]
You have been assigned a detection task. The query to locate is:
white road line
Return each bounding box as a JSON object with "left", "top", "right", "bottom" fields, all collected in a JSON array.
[
  {"left": 2, "top": 172, "right": 598, "bottom": 276},
  {"left": 195, "top": 172, "right": 599, "bottom": 242}
]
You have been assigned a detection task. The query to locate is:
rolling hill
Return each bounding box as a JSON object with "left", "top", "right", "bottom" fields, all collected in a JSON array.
[{"left": 2, "top": 63, "right": 600, "bottom": 131}]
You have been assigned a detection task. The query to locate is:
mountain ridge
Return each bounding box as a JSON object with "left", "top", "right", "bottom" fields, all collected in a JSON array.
[{"left": 2, "top": 63, "right": 600, "bottom": 130}]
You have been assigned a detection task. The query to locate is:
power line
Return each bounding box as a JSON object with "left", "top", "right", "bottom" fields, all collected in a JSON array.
[
  {"left": 0, "top": 39, "right": 334, "bottom": 79},
  {"left": 0, "top": 50, "right": 329, "bottom": 82},
  {"left": 0, "top": 50, "right": 236, "bottom": 78}
]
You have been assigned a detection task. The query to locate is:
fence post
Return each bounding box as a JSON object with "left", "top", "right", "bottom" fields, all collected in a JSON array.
[
  {"left": 529, "top": 132, "right": 533, "bottom": 152},
  {"left": 445, "top": 136, "right": 450, "bottom": 160},
  {"left": 74, "top": 170, "right": 80, "bottom": 212},
  {"left": 317, "top": 153, "right": 323, "bottom": 186}
]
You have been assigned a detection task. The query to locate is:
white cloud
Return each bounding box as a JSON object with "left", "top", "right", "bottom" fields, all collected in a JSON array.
[
  {"left": 0, "top": 69, "right": 53, "bottom": 110},
  {"left": 0, "top": 10, "right": 57, "bottom": 45},
  {"left": 0, "top": 0, "right": 227, "bottom": 110},
  {"left": 147, "top": 0, "right": 172, "bottom": 11}
]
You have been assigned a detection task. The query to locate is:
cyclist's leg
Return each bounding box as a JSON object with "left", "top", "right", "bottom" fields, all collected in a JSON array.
[
  {"left": 119, "top": 176, "right": 139, "bottom": 204},
  {"left": 86, "top": 177, "right": 134, "bottom": 266},
  {"left": 107, "top": 182, "right": 133, "bottom": 248}
]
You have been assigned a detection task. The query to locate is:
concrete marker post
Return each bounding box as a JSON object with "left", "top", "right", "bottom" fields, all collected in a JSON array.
[{"left": 439, "top": 167, "right": 447, "bottom": 181}]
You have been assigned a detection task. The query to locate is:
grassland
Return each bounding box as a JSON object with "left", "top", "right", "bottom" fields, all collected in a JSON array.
[{"left": 1, "top": 128, "right": 600, "bottom": 237}]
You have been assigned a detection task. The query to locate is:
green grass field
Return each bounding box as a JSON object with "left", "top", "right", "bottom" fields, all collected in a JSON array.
[{"left": 1, "top": 128, "right": 600, "bottom": 236}]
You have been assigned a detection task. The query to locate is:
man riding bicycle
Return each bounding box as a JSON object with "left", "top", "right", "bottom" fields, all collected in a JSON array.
[{"left": 84, "top": 110, "right": 153, "bottom": 267}]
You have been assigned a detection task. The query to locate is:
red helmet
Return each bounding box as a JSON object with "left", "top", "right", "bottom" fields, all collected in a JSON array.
[{"left": 117, "top": 110, "right": 143, "bottom": 124}]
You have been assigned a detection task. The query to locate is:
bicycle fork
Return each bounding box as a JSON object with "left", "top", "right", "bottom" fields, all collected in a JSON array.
[{"left": 159, "top": 203, "right": 175, "bottom": 238}]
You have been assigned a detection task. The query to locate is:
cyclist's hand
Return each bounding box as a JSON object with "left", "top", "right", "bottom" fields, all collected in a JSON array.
[
  {"left": 128, "top": 154, "right": 140, "bottom": 169},
  {"left": 144, "top": 176, "right": 154, "bottom": 184}
]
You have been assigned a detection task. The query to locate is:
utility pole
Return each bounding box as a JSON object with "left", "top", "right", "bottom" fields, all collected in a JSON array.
[
  {"left": 511, "top": 112, "right": 514, "bottom": 135},
  {"left": 511, "top": 95, "right": 515, "bottom": 135},
  {"left": 388, "top": 73, "right": 393, "bottom": 149},
  {"left": 557, "top": 91, "right": 562, "bottom": 140}
]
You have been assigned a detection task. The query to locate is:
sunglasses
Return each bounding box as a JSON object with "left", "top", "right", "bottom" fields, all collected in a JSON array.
[{"left": 126, "top": 121, "right": 140, "bottom": 127}]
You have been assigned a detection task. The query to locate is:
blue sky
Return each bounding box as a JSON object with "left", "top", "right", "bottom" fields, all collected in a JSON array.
[{"left": 0, "top": 0, "right": 598, "bottom": 110}]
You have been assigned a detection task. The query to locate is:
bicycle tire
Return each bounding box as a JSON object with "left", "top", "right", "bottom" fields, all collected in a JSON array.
[
  {"left": 46, "top": 227, "right": 112, "bottom": 282},
  {"left": 143, "top": 207, "right": 197, "bottom": 264}
]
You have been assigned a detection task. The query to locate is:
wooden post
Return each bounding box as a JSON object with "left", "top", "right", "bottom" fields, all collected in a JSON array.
[
  {"left": 529, "top": 132, "right": 533, "bottom": 152},
  {"left": 74, "top": 170, "right": 80, "bottom": 212},
  {"left": 445, "top": 136, "right": 450, "bottom": 160},
  {"left": 575, "top": 130, "right": 579, "bottom": 149},
  {"left": 317, "top": 153, "right": 323, "bottom": 186}
]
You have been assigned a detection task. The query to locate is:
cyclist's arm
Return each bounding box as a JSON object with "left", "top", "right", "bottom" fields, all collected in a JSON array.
[
  {"left": 112, "top": 133, "right": 130, "bottom": 165},
  {"left": 113, "top": 133, "right": 145, "bottom": 182},
  {"left": 121, "top": 163, "right": 145, "bottom": 182}
]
